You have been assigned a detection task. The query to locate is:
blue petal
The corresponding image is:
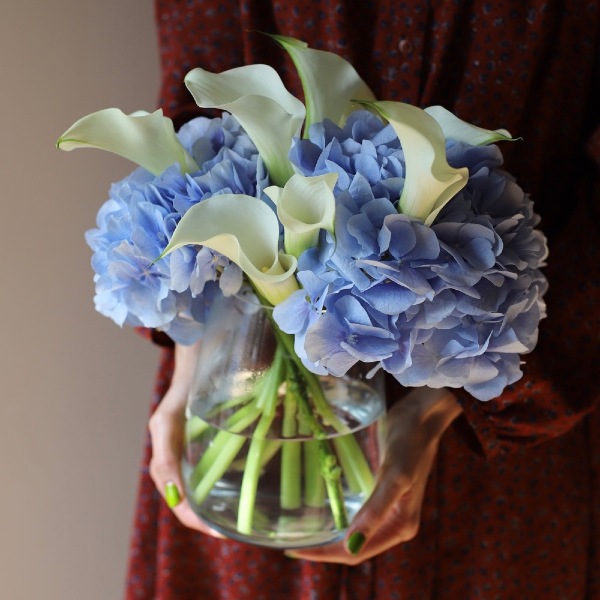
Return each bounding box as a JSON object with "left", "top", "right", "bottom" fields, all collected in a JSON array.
[
  {"left": 219, "top": 262, "right": 243, "bottom": 296},
  {"left": 273, "top": 289, "right": 311, "bottom": 334},
  {"left": 360, "top": 283, "right": 417, "bottom": 314}
]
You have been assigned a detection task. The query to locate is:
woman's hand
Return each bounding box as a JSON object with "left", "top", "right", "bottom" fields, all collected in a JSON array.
[
  {"left": 148, "top": 342, "right": 224, "bottom": 538},
  {"left": 287, "top": 386, "right": 462, "bottom": 564}
]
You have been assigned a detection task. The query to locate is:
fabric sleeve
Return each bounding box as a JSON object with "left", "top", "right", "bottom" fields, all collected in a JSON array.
[{"left": 135, "top": 327, "right": 175, "bottom": 349}]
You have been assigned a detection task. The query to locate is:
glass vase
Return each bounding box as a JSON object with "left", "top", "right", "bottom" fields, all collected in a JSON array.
[{"left": 183, "top": 292, "right": 386, "bottom": 549}]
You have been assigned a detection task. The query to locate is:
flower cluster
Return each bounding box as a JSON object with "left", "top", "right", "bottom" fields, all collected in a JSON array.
[
  {"left": 84, "top": 114, "right": 267, "bottom": 343},
  {"left": 275, "top": 112, "right": 548, "bottom": 400},
  {"left": 60, "top": 35, "right": 548, "bottom": 401}
]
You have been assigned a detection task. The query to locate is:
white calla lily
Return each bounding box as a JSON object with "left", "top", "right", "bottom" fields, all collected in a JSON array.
[
  {"left": 269, "top": 34, "right": 375, "bottom": 131},
  {"left": 357, "top": 100, "right": 468, "bottom": 225},
  {"left": 57, "top": 108, "right": 198, "bottom": 175},
  {"left": 265, "top": 173, "right": 338, "bottom": 258},
  {"left": 159, "top": 194, "right": 299, "bottom": 305},
  {"left": 425, "top": 105, "right": 515, "bottom": 145},
  {"left": 184, "top": 65, "right": 305, "bottom": 186}
]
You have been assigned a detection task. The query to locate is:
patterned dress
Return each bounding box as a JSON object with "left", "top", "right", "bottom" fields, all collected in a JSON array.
[{"left": 126, "top": 1, "right": 600, "bottom": 598}]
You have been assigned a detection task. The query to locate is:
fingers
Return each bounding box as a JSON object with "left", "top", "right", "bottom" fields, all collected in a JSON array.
[
  {"left": 170, "top": 493, "right": 225, "bottom": 537},
  {"left": 286, "top": 540, "right": 349, "bottom": 564},
  {"left": 148, "top": 396, "right": 186, "bottom": 500},
  {"left": 149, "top": 404, "right": 225, "bottom": 537},
  {"left": 288, "top": 496, "right": 421, "bottom": 565},
  {"left": 288, "top": 474, "right": 424, "bottom": 564},
  {"left": 346, "top": 477, "right": 416, "bottom": 555},
  {"left": 148, "top": 343, "right": 224, "bottom": 538},
  {"left": 290, "top": 389, "right": 459, "bottom": 565},
  {"left": 165, "top": 481, "right": 182, "bottom": 508}
]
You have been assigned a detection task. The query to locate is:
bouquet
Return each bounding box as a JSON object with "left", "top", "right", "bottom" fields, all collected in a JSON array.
[{"left": 58, "top": 35, "right": 548, "bottom": 545}]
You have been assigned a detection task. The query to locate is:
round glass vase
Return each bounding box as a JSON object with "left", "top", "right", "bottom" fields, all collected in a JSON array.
[{"left": 183, "top": 293, "right": 386, "bottom": 549}]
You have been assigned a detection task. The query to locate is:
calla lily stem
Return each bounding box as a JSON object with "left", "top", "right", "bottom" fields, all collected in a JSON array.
[{"left": 187, "top": 297, "right": 377, "bottom": 536}]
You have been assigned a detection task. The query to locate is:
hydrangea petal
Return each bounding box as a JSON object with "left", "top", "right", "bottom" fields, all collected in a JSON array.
[
  {"left": 219, "top": 262, "right": 244, "bottom": 296},
  {"left": 360, "top": 283, "right": 417, "bottom": 314},
  {"left": 304, "top": 313, "right": 359, "bottom": 375},
  {"left": 273, "top": 289, "right": 312, "bottom": 334}
]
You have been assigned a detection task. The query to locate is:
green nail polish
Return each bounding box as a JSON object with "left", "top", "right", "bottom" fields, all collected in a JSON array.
[
  {"left": 347, "top": 531, "right": 366, "bottom": 555},
  {"left": 165, "top": 482, "right": 181, "bottom": 508}
]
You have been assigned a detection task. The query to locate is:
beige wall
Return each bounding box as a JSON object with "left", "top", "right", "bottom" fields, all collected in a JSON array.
[{"left": 1, "top": 2, "right": 162, "bottom": 598}]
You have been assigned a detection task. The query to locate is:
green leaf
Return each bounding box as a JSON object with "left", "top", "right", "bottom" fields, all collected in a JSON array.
[
  {"left": 184, "top": 65, "right": 305, "bottom": 185},
  {"left": 56, "top": 108, "right": 198, "bottom": 175},
  {"left": 269, "top": 34, "right": 375, "bottom": 133},
  {"left": 265, "top": 173, "right": 337, "bottom": 258},
  {"left": 160, "top": 194, "right": 299, "bottom": 305},
  {"left": 357, "top": 100, "right": 468, "bottom": 225},
  {"left": 424, "top": 106, "right": 515, "bottom": 146}
]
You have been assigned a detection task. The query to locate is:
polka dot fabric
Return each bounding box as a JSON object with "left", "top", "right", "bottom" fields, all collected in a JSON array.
[{"left": 127, "top": 1, "right": 600, "bottom": 598}]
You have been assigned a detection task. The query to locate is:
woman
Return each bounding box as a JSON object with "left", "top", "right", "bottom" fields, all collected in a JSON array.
[{"left": 127, "top": 1, "right": 600, "bottom": 598}]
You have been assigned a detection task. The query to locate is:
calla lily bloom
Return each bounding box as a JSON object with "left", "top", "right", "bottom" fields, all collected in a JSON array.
[
  {"left": 184, "top": 65, "right": 305, "bottom": 186},
  {"left": 56, "top": 108, "right": 198, "bottom": 175},
  {"left": 184, "top": 37, "right": 375, "bottom": 185},
  {"left": 159, "top": 194, "right": 299, "bottom": 305},
  {"left": 267, "top": 34, "right": 375, "bottom": 131},
  {"left": 265, "top": 173, "right": 338, "bottom": 258},
  {"left": 424, "top": 106, "right": 514, "bottom": 146},
  {"left": 356, "top": 100, "right": 469, "bottom": 225}
]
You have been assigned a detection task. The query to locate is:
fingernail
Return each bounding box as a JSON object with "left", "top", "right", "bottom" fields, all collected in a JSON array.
[
  {"left": 284, "top": 551, "right": 299, "bottom": 560},
  {"left": 346, "top": 531, "right": 366, "bottom": 555},
  {"left": 165, "top": 482, "right": 181, "bottom": 508}
]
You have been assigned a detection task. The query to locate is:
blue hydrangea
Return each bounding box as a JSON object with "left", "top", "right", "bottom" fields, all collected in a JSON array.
[
  {"left": 86, "top": 113, "right": 267, "bottom": 344},
  {"left": 290, "top": 110, "right": 405, "bottom": 200},
  {"left": 89, "top": 105, "right": 548, "bottom": 401},
  {"left": 280, "top": 110, "right": 548, "bottom": 401}
]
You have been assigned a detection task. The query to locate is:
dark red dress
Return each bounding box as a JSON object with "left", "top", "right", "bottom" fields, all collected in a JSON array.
[{"left": 126, "top": 1, "right": 600, "bottom": 598}]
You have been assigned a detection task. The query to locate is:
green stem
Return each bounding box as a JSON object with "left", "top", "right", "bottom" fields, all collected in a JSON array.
[
  {"left": 303, "top": 438, "right": 325, "bottom": 507},
  {"left": 191, "top": 431, "right": 246, "bottom": 505},
  {"left": 185, "top": 415, "right": 210, "bottom": 444},
  {"left": 187, "top": 291, "right": 379, "bottom": 536},
  {"left": 270, "top": 314, "right": 376, "bottom": 503},
  {"left": 237, "top": 346, "right": 286, "bottom": 534},
  {"left": 333, "top": 436, "right": 375, "bottom": 495},
  {"left": 204, "top": 386, "right": 261, "bottom": 418},
  {"left": 317, "top": 440, "right": 347, "bottom": 529},
  {"left": 280, "top": 380, "right": 301, "bottom": 510},
  {"left": 286, "top": 356, "right": 349, "bottom": 530},
  {"left": 189, "top": 402, "right": 261, "bottom": 491},
  {"left": 237, "top": 434, "right": 268, "bottom": 534},
  {"left": 261, "top": 439, "right": 283, "bottom": 466},
  {"left": 302, "top": 371, "right": 378, "bottom": 497},
  {"left": 225, "top": 401, "right": 264, "bottom": 431},
  {"left": 304, "top": 371, "right": 348, "bottom": 433},
  {"left": 231, "top": 439, "right": 282, "bottom": 471},
  {"left": 271, "top": 325, "right": 349, "bottom": 434}
]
